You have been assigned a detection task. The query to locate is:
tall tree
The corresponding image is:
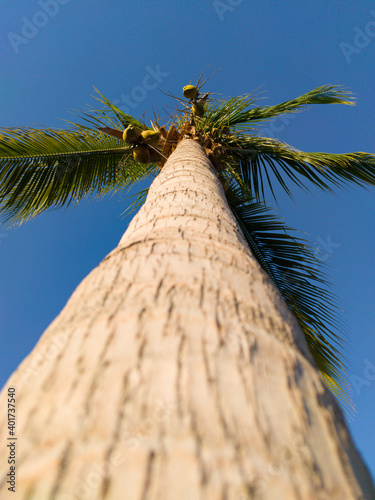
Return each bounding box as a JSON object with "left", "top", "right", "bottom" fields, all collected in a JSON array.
[{"left": 0, "top": 82, "right": 374, "bottom": 498}]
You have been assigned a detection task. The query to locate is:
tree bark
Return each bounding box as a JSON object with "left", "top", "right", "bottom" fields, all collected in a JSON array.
[{"left": 0, "top": 139, "right": 374, "bottom": 500}]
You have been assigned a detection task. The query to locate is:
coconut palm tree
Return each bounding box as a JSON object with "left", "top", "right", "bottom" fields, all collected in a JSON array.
[{"left": 0, "top": 80, "right": 374, "bottom": 499}]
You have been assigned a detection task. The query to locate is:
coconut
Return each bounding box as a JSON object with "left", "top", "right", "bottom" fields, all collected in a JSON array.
[
  {"left": 183, "top": 85, "right": 198, "bottom": 99},
  {"left": 192, "top": 102, "right": 205, "bottom": 117},
  {"left": 149, "top": 148, "right": 162, "bottom": 163},
  {"left": 133, "top": 146, "right": 150, "bottom": 164},
  {"left": 122, "top": 125, "right": 141, "bottom": 144},
  {"left": 141, "top": 130, "right": 161, "bottom": 147},
  {"left": 219, "top": 177, "right": 230, "bottom": 191}
]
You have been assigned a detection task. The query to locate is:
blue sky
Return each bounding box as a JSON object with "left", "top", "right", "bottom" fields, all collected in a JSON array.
[{"left": 1, "top": 0, "right": 375, "bottom": 478}]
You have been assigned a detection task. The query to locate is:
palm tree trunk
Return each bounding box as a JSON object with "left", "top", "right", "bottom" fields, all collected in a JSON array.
[{"left": 0, "top": 138, "right": 374, "bottom": 500}]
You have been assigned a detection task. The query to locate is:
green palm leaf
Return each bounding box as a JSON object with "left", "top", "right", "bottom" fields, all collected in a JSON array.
[
  {"left": 224, "top": 173, "right": 349, "bottom": 404},
  {"left": 0, "top": 127, "right": 156, "bottom": 225},
  {"left": 72, "top": 88, "right": 145, "bottom": 132},
  {"left": 195, "top": 86, "right": 375, "bottom": 202},
  {"left": 121, "top": 186, "right": 150, "bottom": 217},
  {"left": 0, "top": 91, "right": 162, "bottom": 226},
  {"left": 199, "top": 85, "right": 354, "bottom": 133},
  {"left": 236, "top": 85, "right": 353, "bottom": 128},
  {"left": 199, "top": 93, "right": 259, "bottom": 133},
  {"left": 229, "top": 135, "right": 375, "bottom": 200}
]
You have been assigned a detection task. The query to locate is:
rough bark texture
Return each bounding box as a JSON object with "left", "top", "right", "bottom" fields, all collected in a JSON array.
[{"left": 0, "top": 139, "right": 374, "bottom": 500}]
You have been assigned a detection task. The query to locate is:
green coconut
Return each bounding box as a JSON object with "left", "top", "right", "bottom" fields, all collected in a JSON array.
[
  {"left": 183, "top": 85, "right": 198, "bottom": 99},
  {"left": 192, "top": 102, "right": 205, "bottom": 117},
  {"left": 219, "top": 177, "right": 230, "bottom": 192},
  {"left": 122, "top": 125, "right": 141, "bottom": 144},
  {"left": 133, "top": 146, "right": 150, "bottom": 164},
  {"left": 141, "top": 130, "right": 161, "bottom": 147},
  {"left": 149, "top": 148, "right": 162, "bottom": 163}
]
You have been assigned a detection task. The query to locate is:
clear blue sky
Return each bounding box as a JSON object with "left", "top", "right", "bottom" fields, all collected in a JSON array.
[{"left": 1, "top": 0, "right": 375, "bottom": 478}]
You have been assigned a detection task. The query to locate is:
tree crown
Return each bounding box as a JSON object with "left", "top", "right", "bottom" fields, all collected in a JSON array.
[{"left": 2, "top": 77, "right": 375, "bottom": 407}]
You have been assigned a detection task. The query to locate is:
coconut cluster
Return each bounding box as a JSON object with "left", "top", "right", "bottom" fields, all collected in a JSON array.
[
  {"left": 118, "top": 85, "right": 227, "bottom": 176},
  {"left": 122, "top": 125, "right": 162, "bottom": 164},
  {"left": 183, "top": 85, "right": 207, "bottom": 118}
]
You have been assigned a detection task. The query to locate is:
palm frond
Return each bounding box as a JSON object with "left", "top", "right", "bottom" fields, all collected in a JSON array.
[
  {"left": 199, "top": 93, "right": 260, "bottom": 133},
  {"left": 224, "top": 174, "right": 350, "bottom": 404},
  {"left": 0, "top": 90, "right": 165, "bottom": 225},
  {"left": 198, "top": 86, "right": 354, "bottom": 135},
  {"left": 239, "top": 85, "right": 354, "bottom": 128},
  {"left": 76, "top": 88, "right": 145, "bottom": 132},
  {"left": 228, "top": 135, "right": 375, "bottom": 200},
  {"left": 0, "top": 127, "right": 156, "bottom": 225},
  {"left": 121, "top": 186, "right": 150, "bottom": 218}
]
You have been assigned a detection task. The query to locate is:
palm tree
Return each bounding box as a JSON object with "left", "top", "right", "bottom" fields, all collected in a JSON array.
[{"left": 0, "top": 79, "right": 374, "bottom": 499}]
